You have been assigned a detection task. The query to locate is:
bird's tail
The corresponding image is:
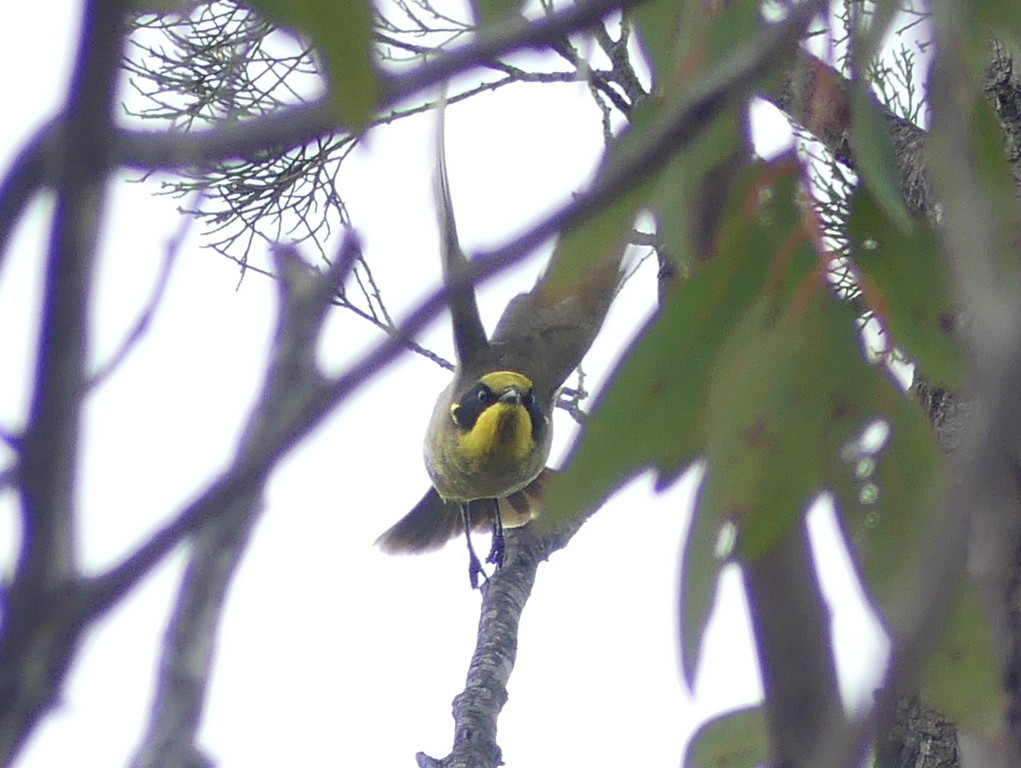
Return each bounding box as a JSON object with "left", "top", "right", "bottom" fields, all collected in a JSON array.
[
  {"left": 376, "top": 470, "right": 553, "bottom": 554},
  {"left": 375, "top": 487, "right": 463, "bottom": 554}
]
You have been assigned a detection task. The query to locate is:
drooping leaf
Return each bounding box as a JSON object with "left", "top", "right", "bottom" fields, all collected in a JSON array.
[
  {"left": 690, "top": 164, "right": 844, "bottom": 560},
  {"left": 678, "top": 466, "right": 721, "bottom": 689},
  {"left": 249, "top": 0, "right": 379, "bottom": 128},
  {"left": 969, "top": 0, "right": 1021, "bottom": 54},
  {"left": 630, "top": 0, "right": 681, "bottom": 88},
  {"left": 830, "top": 371, "right": 940, "bottom": 620},
  {"left": 966, "top": 93, "right": 1021, "bottom": 281},
  {"left": 699, "top": 297, "right": 809, "bottom": 559},
  {"left": 850, "top": 84, "right": 911, "bottom": 229},
  {"left": 540, "top": 244, "right": 757, "bottom": 534},
  {"left": 848, "top": 0, "right": 902, "bottom": 77},
  {"left": 679, "top": 187, "right": 881, "bottom": 670},
  {"left": 632, "top": 0, "right": 757, "bottom": 93},
  {"left": 651, "top": 107, "right": 744, "bottom": 277},
  {"left": 683, "top": 706, "right": 768, "bottom": 768},
  {"left": 921, "top": 581, "right": 1005, "bottom": 733},
  {"left": 547, "top": 160, "right": 798, "bottom": 525},
  {"left": 542, "top": 161, "right": 803, "bottom": 534},
  {"left": 849, "top": 186, "right": 965, "bottom": 387},
  {"left": 701, "top": 280, "right": 880, "bottom": 560}
]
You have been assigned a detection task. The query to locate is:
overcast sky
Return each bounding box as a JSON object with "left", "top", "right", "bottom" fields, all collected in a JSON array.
[{"left": 0, "top": 2, "right": 889, "bottom": 766}]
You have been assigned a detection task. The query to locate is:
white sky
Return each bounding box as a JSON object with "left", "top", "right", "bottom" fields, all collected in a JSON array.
[{"left": 0, "top": 2, "right": 889, "bottom": 766}]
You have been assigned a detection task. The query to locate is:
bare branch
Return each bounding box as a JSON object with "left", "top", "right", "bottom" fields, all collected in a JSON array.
[
  {"left": 112, "top": 0, "right": 659, "bottom": 172},
  {"left": 0, "top": 123, "right": 52, "bottom": 275},
  {"left": 746, "top": 523, "right": 841, "bottom": 766},
  {"left": 472, "top": 0, "right": 826, "bottom": 271},
  {"left": 87, "top": 194, "right": 196, "bottom": 388},
  {"left": 128, "top": 240, "right": 354, "bottom": 768},
  {"left": 417, "top": 509, "right": 590, "bottom": 768},
  {"left": 0, "top": 0, "right": 131, "bottom": 761}
]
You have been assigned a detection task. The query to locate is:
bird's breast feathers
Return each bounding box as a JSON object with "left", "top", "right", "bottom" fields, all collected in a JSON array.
[{"left": 459, "top": 402, "right": 534, "bottom": 466}]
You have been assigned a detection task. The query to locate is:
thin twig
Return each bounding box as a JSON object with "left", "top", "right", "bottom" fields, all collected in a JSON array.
[
  {"left": 111, "top": 0, "right": 657, "bottom": 171},
  {"left": 87, "top": 194, "right": 197, "bottom": 388}
]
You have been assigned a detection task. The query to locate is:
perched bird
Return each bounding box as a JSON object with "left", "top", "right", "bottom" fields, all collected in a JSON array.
[{"left": 376, "top": 104, "right": 623, "bottom": 587}]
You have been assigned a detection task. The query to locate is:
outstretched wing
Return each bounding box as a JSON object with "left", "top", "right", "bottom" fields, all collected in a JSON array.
[
  {"left": 435, "top": 98, "right": 488, "bottom": 366},
  {"left": 489, "top": 255, "right": 622, "bottom": 400}
]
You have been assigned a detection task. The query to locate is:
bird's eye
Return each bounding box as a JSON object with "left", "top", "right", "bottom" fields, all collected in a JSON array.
[
  {"left": 522, "top": 392, "right": 535, "bottom": 406},
  {"left": 477, "top": 388, "right": 495, "bottom": 405}
]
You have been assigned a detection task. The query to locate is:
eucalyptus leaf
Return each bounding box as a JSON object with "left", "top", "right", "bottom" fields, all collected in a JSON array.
[
  {"left": 683, "top": 706, "right": 768, "bottom": 768},
  {"left": 248, "top": 0, "right": 379, "bottom": 128}
]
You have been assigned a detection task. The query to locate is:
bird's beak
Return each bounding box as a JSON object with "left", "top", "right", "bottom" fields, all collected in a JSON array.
[{"left": 499, "top": 388, "right": 522, "bottom": 405}]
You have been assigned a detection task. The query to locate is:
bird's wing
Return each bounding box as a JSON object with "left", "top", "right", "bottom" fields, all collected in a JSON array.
[
  {"left": 435, "top": 97, "right": 488, "bottom": 366},
  {"left": 490, "top": 253, "right": 621, "bottom": 396}
]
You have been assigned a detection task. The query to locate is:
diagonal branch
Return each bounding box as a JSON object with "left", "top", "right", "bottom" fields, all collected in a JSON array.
[
  {"left": 87, "top": 195, "right": 195, "bottom": 388},
  {"left": 767, "top": 49, "right": 932, "bottom": 220},
  {"left": 82, "top": 0, "right": 828, "bottom": 627},
  {"left": 114, "top": 0, "right": 658, "bottom": 172},
  {"left": 129, "top": 240, "right": 355, "bottom": 768},
  {"left": 0, "top": 0, "right": 654, "bottom": 275}
]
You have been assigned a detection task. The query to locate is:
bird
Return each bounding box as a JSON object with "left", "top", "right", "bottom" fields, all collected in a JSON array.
[{"left": 375, "top": 101, "right": 624, "bottom": 588}]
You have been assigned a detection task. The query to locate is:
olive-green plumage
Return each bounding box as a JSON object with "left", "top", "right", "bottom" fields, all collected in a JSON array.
[{"left": 375, "top": 101, "right": 622, "bottom": 567}]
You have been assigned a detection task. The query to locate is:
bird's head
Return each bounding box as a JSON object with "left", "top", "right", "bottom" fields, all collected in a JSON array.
[{"left": 449, "top": 371, "right": 547, "bottom": 466}]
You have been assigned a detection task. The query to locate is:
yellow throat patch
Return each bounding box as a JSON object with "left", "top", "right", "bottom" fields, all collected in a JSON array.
[{"left": 456, "top": 371, "right": 536, "bottom": 467}]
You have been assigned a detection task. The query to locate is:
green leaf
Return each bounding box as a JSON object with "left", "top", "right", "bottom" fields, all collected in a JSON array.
[
  {"left": 848, "top": 0, "right": 901, "bottom": 74},
  {"left": 651, "top": 106, "right": 743, "bottom": 277},
  {"left": 850, "top": 84, "right": 911, "bottom": 229},
  {"left": 849, "top": 187, "right": 965, "bottom": 387},
  {"left": 543, "top": 159, "right": 805, "bottom": 530},
  {"left": 633, "top": 0, "right": 761, "bottom": 100},
  {"left": 249, "top": 0, "right": 379, "bottom": 128},
  {"left": 967, "top": 94, "right": 1021, "bottom": 281},
  {"left": 700, "top": 298, "right": 809, "bottom": 559},
  {"left": 701, "top": 285, "right": 876, "bottom": 561},
  {"left": 831, "top": 375, "right": 943, "bottom": 619},
  {"left": 683, "top": 707, "right": 768, "bottom": 768},
  {"left": 970, "top": 0, "right": 1021, "bottom": 50},
  {"left": 470, "top": 0, "right": 525, "bottom": 27},
  {"left": 691, "top": 167, "right": 858, "bottom": 561},
  {"left": 679, "top": 467, "right": 721, "bottom": 688},
  {"left": 922, "top": 581, "right": 1006, "bottom": 733},
  {"left": 630, "top": 0, "right": 681, "bottom": 88},
  {"left": 540, "top": 244, "right": 754, "bottom": 534}
]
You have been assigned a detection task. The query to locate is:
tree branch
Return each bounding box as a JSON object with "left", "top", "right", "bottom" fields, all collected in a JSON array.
[
  {"left": 129, "top": 241, "right": 352, "bottom": 768},
  {"left": 113, "top": 0, "right": 657, "bottom": 171},
  {"left": 767, "top": 49, "right": 931, "bottom": 221},
  {"left": 418, "top": 512, "right": 590, "bottom": 768},
  {"left": 81, "top": 0, "right": 829, "bottom": 624},
  {"left": 0, "top": 0, "right": 656, "bottom": 273},
  {"left": 746, "top": 522, "right": 842, "bottom": 767},
  {"left": 0, "top": 0, "right": 130, "bottom": 762},
  {"left": 87, "top": 196, "right": 193, "bottom": 388}
]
